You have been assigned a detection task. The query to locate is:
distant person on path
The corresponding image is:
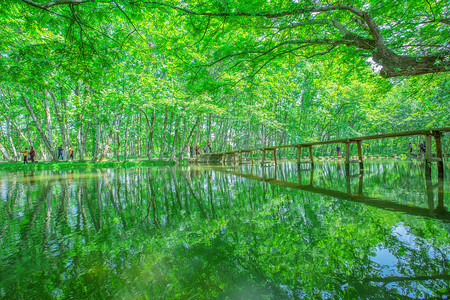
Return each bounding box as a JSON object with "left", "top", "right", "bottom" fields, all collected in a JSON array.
[
  {"left": 195, "top": 145, "right": 200, "bottom": 156},
  {"left": 207, "top": 141, "right": 212, "bottom": 153},
  {"left": 419, "top": 142, "right": 425, "bottom": 155},
  {"left": 58, "top": 145, "right": 63, "bottom": 160},
  {"left": 408, "top": 142, "right": 413, "bottom": 154},
  {"left": 336, "top": 145, "right": 341, "bottom": 158},
  {"left": 29, "top": 146, "right": 36, "bottom": 163},
  {"left": 190, "top": 145, "right": 194, "bottom": 158},
  {"left": 69, "top": 146, "right": 74, "bottom": 160},
  {"left": 22, "top": 148, "right": 28, "bottom": 164}
]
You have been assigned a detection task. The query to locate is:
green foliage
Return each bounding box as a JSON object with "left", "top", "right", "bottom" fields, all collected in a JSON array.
[{"left": 0, "top": 0, "right": 449, "bottom": 162}]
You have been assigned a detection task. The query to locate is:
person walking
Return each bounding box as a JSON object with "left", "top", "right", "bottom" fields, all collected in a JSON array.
[
  {"left": 22, "top": 148, "right": 28, "bottom": 164},
  {"left": 195, "top": 145, "right": 200, "bottom": 156},
  {"left": 68, "top": 146, "right": 74, "bottom": 160},
  {"left": 408, "top": 142, "right": 413, "bottom": 154},
  {"left": 207, "top": 141, "right": 212, "bottom": 153},
  {"left": 58, "top": 145, "right": 63, "bottom": 160},
  {"left": 29, "top": 146, "right": 36, "bottom": 163},
  {"left": 190, "top": 145, "right": 194, "bottom": 158},
  {"left": 336, "top": 145, "right": 341, "bottom": 158}
]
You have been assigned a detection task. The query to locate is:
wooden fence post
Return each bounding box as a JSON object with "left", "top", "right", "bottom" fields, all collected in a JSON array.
[
  {"left": 345, "top": 142, "right": 350, "bottom": 174},
  {"left": 357, "top": 141, "right": 364, "bottom": 174},
  {"left": 425, "top": 134, "right": 432, "bottom": 177},
  {"left": 434, "top": 131, "right": 443, "bottom": 178}
]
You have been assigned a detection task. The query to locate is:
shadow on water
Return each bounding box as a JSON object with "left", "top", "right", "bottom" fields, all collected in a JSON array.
[{"left": 0, "top": 161, "right": 449, "bottom": 299}]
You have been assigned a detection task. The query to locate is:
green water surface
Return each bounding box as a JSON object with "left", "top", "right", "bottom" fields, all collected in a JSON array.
[{"left": 0, "top": 161, "right": 449, "bottom": 299}]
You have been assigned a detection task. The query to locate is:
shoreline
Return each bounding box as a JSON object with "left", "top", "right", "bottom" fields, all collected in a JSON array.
[{"left": 0, "top": 159, "right": 179, "bottom": 172}]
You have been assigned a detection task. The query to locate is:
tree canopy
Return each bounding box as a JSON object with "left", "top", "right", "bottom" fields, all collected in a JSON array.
[{"left": 0, "top": 0, "right": 449, "bottom": 162}]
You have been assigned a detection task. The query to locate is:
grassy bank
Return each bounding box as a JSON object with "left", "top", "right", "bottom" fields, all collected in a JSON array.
[{"left": 0, "top": 159, "right": 178, "bottom": 172}]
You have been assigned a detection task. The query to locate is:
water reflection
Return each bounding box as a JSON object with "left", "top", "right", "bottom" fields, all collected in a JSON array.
[
  {"left": 215, "top": 161, "right": 449, "bottom": 222},
  {"left": 0, "top": 161, "right": 449, "bottom": 299}
]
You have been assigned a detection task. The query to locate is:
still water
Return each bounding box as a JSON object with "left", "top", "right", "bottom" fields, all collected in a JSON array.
[{"left": 0, "top": 161, "right": 449, "bottom": 299}]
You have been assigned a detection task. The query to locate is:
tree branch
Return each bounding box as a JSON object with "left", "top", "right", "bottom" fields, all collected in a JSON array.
[{"left": 20, "top": 0, "right": 93, "bottom": 9}]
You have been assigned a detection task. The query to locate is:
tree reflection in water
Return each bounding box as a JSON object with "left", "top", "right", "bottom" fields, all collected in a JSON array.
[{"left": 0, "top": 161, "right": 448, "bottom": 299}]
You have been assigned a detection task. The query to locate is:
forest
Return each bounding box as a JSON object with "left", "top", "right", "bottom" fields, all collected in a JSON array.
[{"left": 1, "top": 0, "right": 449, "bottom": 163}]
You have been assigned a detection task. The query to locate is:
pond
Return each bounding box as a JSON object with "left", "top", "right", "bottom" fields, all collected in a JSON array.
[{"left": 0, "top": 161, "right": 449, "bottom": 299}]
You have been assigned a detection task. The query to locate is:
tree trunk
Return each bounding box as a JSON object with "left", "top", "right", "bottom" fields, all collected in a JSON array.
[
  {"left": 178, "top": 117, "right": 201, "bottom": 160},
  {"left": 23, "top": 94, "right": 57, "bottom": 161},
  {"left": 91, "top": 122, "right": 101, "bottom": 163},
  {"left": 76, "top": 117, "right": 90, "bottom": 161},
  {"left": 170, "top": 118, "right": 179, "bottom": 160},
  {"left": 0, "top": 142, "right": 14, "bottom": 162},
  {"left": 43, "top": 96, "right": 53, "bottom": 149},
  {"left": 159, "top": 107, "right": 169, "bottom": 160},
  {"left": 207, "top": 113, "right": 212, "bottom": 143},
  {"left": 148, "top": 109, "right": 156, "bottom": 159},
  {"left": 49, "top": 91, "right": 68, "bottom": 160},
  {"left": 116, "top": 131, "right": 121, "bottom": 161},
  {"left": 97, "top": 115, "right": 120, "bottom": 161},
  {"left": 6, "top": 119, "right": 18, "bottom": 161},
  {"left": 2, "top": 96, "right": 18, "bottom": 160}
]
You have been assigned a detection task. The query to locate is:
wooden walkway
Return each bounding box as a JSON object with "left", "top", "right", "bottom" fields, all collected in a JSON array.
[{"left": 196, "top": 127, "right": 450, "bottom": 177}]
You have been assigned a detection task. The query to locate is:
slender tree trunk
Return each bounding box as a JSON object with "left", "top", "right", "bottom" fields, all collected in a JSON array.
[
  {"left": 6, "top": 119, "right": 18, "bottom": 160},
  {"left": 49, "top": 91, "right": 68, "bottom": 160},
  {"left": 11, "top": 119, "right": 32, "bottom": 146},
  {"left": 76, "top": 117, "right": 90, "bottom": 161},
  {"left": 0, "top": 142, "right": 14, "bottom": 162},
  {"left": 222, "top": 120, "right": 228, "bottom": 152},
  {"left": 91, "top": 122, "right": 101, "bottom": 163},
  {"left": 116, "top": 131, "right": 121, "bottom": 161},
  {"left": 159, "top": 108, "right": 169, "bottom": 160},
  {"left": 43, "top": 96, "right": 53, "bottom": 149},
  {"left": 2, "top": 96, "right": 18, "bottom": 160},
  {"left": 194, "top": 120, "right": 200, "bottom": 147},
  {"left": 148, "top": 109, "right": 156, "bottom": 159},
  {"left": 97, "top": 115, "right": 120, "bottom": 161},
  {"left": 207, "top": 113, "right": 212, "bottom": 143},
  {"left": 170, "top": 118, "right": 179, "bottom": 160},
  {"left": 179, "top": 118, "right": 187, "bottom": 156},
  {"left": 39, "top": 140, "right": 47, "bottom": 161},
  {"left": 23, "top": 94, "right": 57, "bottom": 161},
  {"left": 178, "top": 117, "right": 201, "bottom": 160}
]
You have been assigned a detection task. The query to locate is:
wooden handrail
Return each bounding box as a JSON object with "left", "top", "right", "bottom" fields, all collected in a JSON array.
[{"left": 215, "top": 127, "right": 450, "bottom": 154}]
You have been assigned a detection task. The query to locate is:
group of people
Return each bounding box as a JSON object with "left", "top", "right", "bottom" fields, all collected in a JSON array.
[
  {"left": 409, "top": 142, "right": 426, "bottom": 154},
  {"left": 188, "top": 141, "right": 212, "bottom": 158},
  {"left": 57, "top": 145, "right": 74, "bottom": 160},
  {"left": 20, "top": 147, "right": 36, "bottom": 164},
  {"left": 20, "top": 145, "right": 74, "bottom": 164}
]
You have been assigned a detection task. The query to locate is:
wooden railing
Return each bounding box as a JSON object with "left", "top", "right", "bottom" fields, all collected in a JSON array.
[{"left": 202, "top": 127, "right": 450, "bottom": 176}]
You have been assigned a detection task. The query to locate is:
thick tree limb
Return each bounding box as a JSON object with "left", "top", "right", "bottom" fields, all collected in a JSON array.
[
  {"left": 131, "top": 2, "right": 450, "bottom": 78},
  {"left": 20, "top": 0, "right": 92, "bottom": 9}
]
